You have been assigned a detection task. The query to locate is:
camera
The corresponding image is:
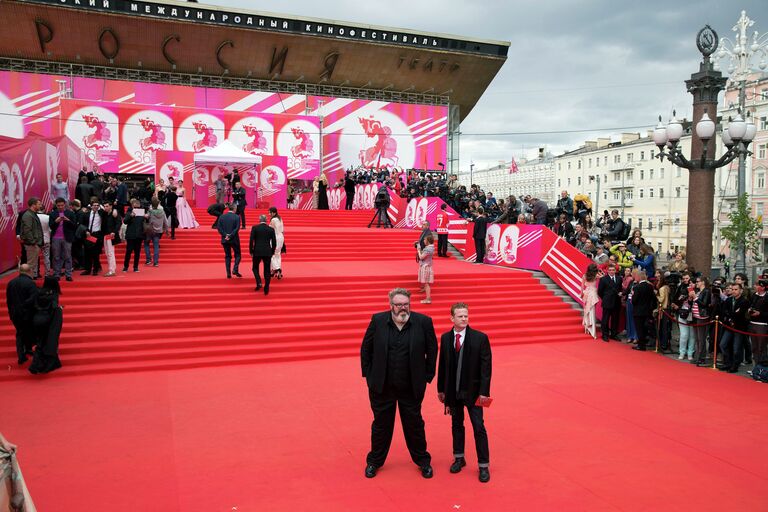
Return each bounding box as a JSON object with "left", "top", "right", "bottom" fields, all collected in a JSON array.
[{"left": 374, "top": 189, "right": 389, "bottom": 209}]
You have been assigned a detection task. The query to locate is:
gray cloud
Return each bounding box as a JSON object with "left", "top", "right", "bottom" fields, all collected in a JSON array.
[{"left": 208, "top": 0, "right": 768, "bottom": 168}]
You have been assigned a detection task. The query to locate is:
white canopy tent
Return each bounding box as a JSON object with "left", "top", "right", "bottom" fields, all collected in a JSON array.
[{"left": 193, "top": 139, "right": 262, "bottom": 166}]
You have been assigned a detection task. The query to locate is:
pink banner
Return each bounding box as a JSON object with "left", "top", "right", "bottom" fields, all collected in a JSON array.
[
  {"left": 461, "top": 223, "right": 544, "bottom": 270},
  {"left": 257, "top": 155, "right": 287, "bottom": 209}
]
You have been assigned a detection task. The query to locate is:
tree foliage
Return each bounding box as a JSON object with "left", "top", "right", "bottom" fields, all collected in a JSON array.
[{"left": 721, "top": 193, "right": 762, "bottom": 261}]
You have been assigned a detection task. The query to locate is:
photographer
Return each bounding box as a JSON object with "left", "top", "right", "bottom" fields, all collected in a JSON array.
[{"left": 748, "top": 279, "right": 768, "bottom": 365}]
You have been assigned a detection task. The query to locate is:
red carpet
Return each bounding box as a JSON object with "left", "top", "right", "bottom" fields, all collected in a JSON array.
[{"left": 1, "top": 209, "right": 767, "bottom": 510}]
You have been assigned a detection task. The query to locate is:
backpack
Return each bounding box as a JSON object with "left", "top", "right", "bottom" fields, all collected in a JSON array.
[
  {"left": 620, "top": 219, "right": 631, "bottom": 241},
  {"left": 752, "top": 362, "right": 768, "bottom": 383}
]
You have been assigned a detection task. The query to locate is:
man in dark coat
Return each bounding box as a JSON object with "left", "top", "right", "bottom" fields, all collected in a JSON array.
[
  {"left": 631, "top": 270, "right": 657, "bottom": 351},
  {"left": 248, "top": 214, "right": 276, "bottom": 295},
  {"left": 163, "top": 186, "right": 178, "bottom": 240},
  {"left": 472, "top": 207, "right": 488, "bottom": 264},
  {"left": 49, "top": 197, "right": 77, "bottom": 281},
  {"left": 217, "top": 204, "right": 242, "bottom": 279},
  {"left": 360, "top": 288, "right": 438, "bottom": 479},
  {"left": 437, "top": 302, "right": 492, "bottom": 483},
  {"left": 597, "top": 264, "right": 622, "bottom": 341},
  {"left": 5, "top": 264, "right": 39, "bottom": 364}
]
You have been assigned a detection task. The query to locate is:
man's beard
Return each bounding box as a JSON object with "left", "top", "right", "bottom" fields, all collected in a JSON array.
[{"left": 392, "top": 310, "right": 410, "bottom": 323}]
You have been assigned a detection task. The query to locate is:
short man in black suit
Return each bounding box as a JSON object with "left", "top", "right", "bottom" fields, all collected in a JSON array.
[
  {"left": 437, "top": 302, "right": 492, "bottom": 483},
  {"left": 232, "top": 181, "right": 247, "bottom": 229},
  {"left": 360, "top": 288, "right": 438, "bottom": 479},
  {"left": 631, "top": 269, "right": 656, "bottom": 351},
  {"left": 597, "top": 264, "right": 622, "bottom": 341},
  {"left": 472, "top": 207, "right": 488, "bottom": 264},
  {"left": 248, "top": 214, "right": 276, "bottom": 295},
  {"left": 217, "top": 204, "right": 242, "bottom": 279}
]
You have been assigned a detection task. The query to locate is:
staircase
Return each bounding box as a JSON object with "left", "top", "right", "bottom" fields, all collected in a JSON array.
[{"left": 0, "top": 208, "right": 590, "bottom": 379}]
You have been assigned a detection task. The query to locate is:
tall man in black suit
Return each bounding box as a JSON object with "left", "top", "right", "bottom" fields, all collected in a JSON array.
[
  {"left": 631, "top": 270, "right": 656, "bottom": 351},
  {"left": 344, "top": 171, "right": 356, "bottom": 210},
  {"left": 217, "top": 204, "right": 242, "bottom": 279},
  {"left": 5, "top": 264, "right": 39, "bottom": 364},
  {"left": 248, "top": 214, "right": 276, "bottom": 295},
  {"left": 437, "top": 302, "right": 492, "bottom": 483},
  {"left": 472, "top": 207, "right": 488, "bottom": 264},
  {"left": 163, "top": 186, "right": 179, "bottom": 240},
  {"left": 232, "top": 181, "right": 247, "bottom": 229},
  {"left": 597, "top": 264, "right": 622, "bottom": 342},
  {"left": 360, "top": 288, "right": 438, "bottom": 479}
]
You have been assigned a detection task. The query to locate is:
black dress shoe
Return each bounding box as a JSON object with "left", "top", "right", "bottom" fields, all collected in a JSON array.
[
  {"left": 632, "top": 346, "right": 646, "bottom": 351},
  {"left": 18, "top": 356, "right": 28, "bottom": 365},
  {"left": 65, "top": 276, "right": 73, "bottom": 282},
  {"left": 601, "top": 336, "right": 609, "bottom": 342},
  {"left": 449, "top": 457, "right": 466, "bottom": 473},
  {"left": 226, "top": 275, "right": 232, "bottom": 279},
  {"left": 80, "top": 270, "right": 92, "bottom": 276},
  {"left": 255, "top": 285, "right": 262, "bottom": 291},
  {"left": 420, "top": 465, "right": 433, "bottom": 479},
  {"left": 479, "top": 467, "right": 490, "bottom": 483},
  {"left": 233, "top": 272, "right": 243, "bottom": 278},
  {"left": 364, "top": 464, "right": 378, "bottom": 478},
  {"left": 263, "top": 287, "right": 270, "bottom": 296},
  {"left": 727, "top": 367, "right": 739, "bottom": 373}
]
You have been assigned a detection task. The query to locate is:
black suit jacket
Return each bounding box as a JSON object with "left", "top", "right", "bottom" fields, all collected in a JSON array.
[
  {"left": 5, "top": 274, "right": 38, "bottom": 322},
  {"left": 232, "top": 188, "right": 247, "bottom": 209},
  {"left": 437, "top": 326, "right": 492, "bottom": 407},
  {"left": 360, "top": 311, "right": 438, "bottom": 399},
  {"left": 217, "top": 212, "right": 241, "bottom": 244},
  {"left": 473, "top": 215, "right": 488, "bottom": 240},
  {"left": 48, "top": 209, "right": 78, "bottom": 243},
  {"left": 631, "top": 281, "right": 656, "bottom": 317},
  {"left": 249, "top": 223, "right": 276, "bottom": 257},
  {"left": 598, "top": 274, "right": 623, "bottom": 310}
]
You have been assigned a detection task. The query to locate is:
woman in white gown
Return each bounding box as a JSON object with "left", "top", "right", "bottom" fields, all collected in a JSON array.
[
  {"left": 269, "top": 206, "right": 284, "bottom": 279},
  {"left": 175, "top": 180, "right": 199, "bottom": 229}
]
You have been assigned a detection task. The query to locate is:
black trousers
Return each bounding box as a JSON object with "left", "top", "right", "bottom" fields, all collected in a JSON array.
[
  {"left": 600, "top": 307, "right": 621, "bottom": 339},
  {"left": 451, "top": 400, "right": 489, "bottom": 466},
  {"left": 222, "top": 241, "right": 241, "bottom": 276},
  {"left": 167, "top": 208, "right": 177, "bottom": 238},
  {"left": 83, "top": 232, "right": 103, "bottom": 273},
  {"left": 123, "top": 239, "right": 142, "bottom": 270},
  {"left": 474, "top": 237, "right": 485, "bottom": 263},
  {"left": 345, "top": 193, "right": 354, "bottom": 210},
  {"left": 367, "top": 387, "right": 431, "bottom": 468},
  {"left": 634, "top": 314, "right": 649, "bottom": 349},
  {"left": 252, "top": 255, "right": 271, "bottom": 288},
  {"left": 437, "top": 233, "right": 448, "bottom": 256},
  {"left": 12, "top": 319, "right": 34, "bottom": 361},
  {"left": 237, "top": 206, "right": 246, "bottom": 228}
]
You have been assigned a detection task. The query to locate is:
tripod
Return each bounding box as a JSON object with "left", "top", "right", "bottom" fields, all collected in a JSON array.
[{"left": 368, "top": 206, "right": 393, "bottom": 228}]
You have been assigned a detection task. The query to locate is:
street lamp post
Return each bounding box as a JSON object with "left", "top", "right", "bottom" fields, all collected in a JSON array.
[
  {"left": 712, "top": 10, "right": 768, "bottom": 274},
  {"left": 652, "top": 25, "right": 755, "bottom": 277}
]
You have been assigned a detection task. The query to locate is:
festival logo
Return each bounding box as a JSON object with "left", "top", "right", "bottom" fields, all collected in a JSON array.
[
  {"left": 415, "top": 198, "right": 428, "bottom": 227},
  {"left": 0, "top": 91, "right": 25, "bottom": 139},
  {"left": 241, "top": 168, "right": 258, "bottom": 188},
  {"left": 500, "top": 225, "right": 520, "bottom": 264},
  {"left": 404, "top": 198, "right": 418, "bottom": 228},
  {"left": 275, "top": 119, "right": 320, "bottom": 178},
  {"left": 328, "top": 188, "right": 343, "bottom": 210},
  {"left": 229, "top": 116, "right": 274, "bottom": 156},
  {"left": 259, "top": 165, "right": 285, "bottom": 191},
  {"left": 337, "top": 110, "right": 416, "bottom": 170},
  {"left": 192, "top": 167, "right": 208, "bottom": 187},
  {"left": 122, "top": 110, "right": 173, "bottom": 164},
  {"left": 159, "top": 161, "right": 184, "bottom": 183},
  {"left": 485, "top": 224, "right": 502, "bottom": 264},
  {"left": 176, "top": 113, "right": 225, "bottom": 153},
  {"left": 65, "top": 106, "right": 119, "bottom": 164},
  {"left": 0, "top": 162, "right": 10, "bottom": 216}
]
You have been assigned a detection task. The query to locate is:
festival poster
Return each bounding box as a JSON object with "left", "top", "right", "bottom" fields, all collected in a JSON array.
[
  {"left": 155, "top": 150, "right": 192, "bottom": 191},
  {"left": 273, "top": 114, "right": 320, "bottom": 180},
  {"left": 174, "top": 106, "right": 226, "bottom": 155},
  {"left": 471, "top": 223, "right": 545, "bottom": 270},
  {"left": 118, "top": 103, "right": 175, "bottom": 174},
  {"left": 257, "top": 155, "right": 287, "bottom": 209},
  {"left": 227, "top": 112, "right": 275, "bottom": 158},
  {"left": 60, "top": 99, "right": 120, "bottom": 173}
]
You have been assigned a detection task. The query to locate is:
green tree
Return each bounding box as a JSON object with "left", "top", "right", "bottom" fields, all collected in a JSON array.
[{"left": 721, "top": 193, "right": 762, "bottom": 261}]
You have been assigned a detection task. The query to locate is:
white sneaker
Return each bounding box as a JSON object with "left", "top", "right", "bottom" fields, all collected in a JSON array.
[{"left": 678, "top": 354, "right": 684, "bottom": 360}]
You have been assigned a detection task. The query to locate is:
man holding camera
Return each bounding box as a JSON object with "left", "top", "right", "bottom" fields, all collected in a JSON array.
[
  {"left": 749, "top": 279, "right": 768, "bottom": 365},
  {"left": 719, "top": 282, "right": 750, "bottom": 373}
]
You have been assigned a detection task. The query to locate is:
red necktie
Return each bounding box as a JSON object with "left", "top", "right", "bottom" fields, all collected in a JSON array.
[{"left": 455, "top": 333, "right": 461, "bottom": 353}]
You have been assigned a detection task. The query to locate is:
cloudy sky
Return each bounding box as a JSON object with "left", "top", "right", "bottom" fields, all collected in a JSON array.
[{"left": 208, "top": 0, "right": 768, "bottom": 169}]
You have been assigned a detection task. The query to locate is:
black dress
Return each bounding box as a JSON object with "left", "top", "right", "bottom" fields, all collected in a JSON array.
[
  {"left": 28, "top": 290, "right": 63, "bottom": 374},
  {"left": 317, "top": 181, "right": 329, "bottom": 210}
]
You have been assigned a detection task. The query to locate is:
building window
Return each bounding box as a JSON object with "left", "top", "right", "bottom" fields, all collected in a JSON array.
[
  {"left": 650, "top": 150, "right": 655, "bottom": 159},
  {"left": 613, "top": 190, "right": 620, "bottom": 200},
  {"left": 640, "top": 170, "right": 645, "bottom": 180},
  {"left": 604, "top": 156, "right": 608, "bottom": 165},
  {"left": 558, "top": 163, "right": 561, "bottom": 171},
  {"left": 604, "top": 174, "right": 607, "bottom": 183},
  {"left": 557, "top": 179, "right": 561, "bottom": 188},
  {"left": 604, "top": 191, "right": 607, "bottom": 200},
  {"left": 628, "top": 153, "right": 634, "bottom": 162},
  {"left": 660, "top": 168, "right": 664, "bottom": 179},
  {"left": 759, "top": 144, "right": 767, "bottom": 160},
  {"left": 755, "top": 202, "right": 764, "bottom": 217},
  {"left": 577, "top": 177, "right": 582, "bottom": 186},
  {"left": 613, "top": 172, "right": 620, "bottom": 182},
  {"left": 626, "top": 170, "right": 633, "bottom": 181},
  {"left": 568, "top": 178, "right": 571, "bottom": 186},
  {"left": 625, "top": 189, "right": 633, "bottom": 199},
  {"left": 596, "top": 158, "right": 599, "bottom": 167},
  {"left": 649, "top": 188, "right": 654, "bottom": 198},
  {"left": 640, "top": 151, "right": 645, "bottom": 160},
  {"left": 578, "top": 160, "right": 582, "bottom": 169},
  {"left": 676, "top": 167, "right": 682, "bottom": 178},
  {"left": 758, "top": 173, "right": 766, "bottom": 189},
  {"left": 659, "top": 219, "right": 664, "bottom": 231},
  {"left": 588, "top": 158, "right": 592, "bottom": 168},
  {"left": 650, "top": 169, "right": 655, "bottom": 180},
  {"left": 648, "top": 219, "right": 653, "bottom": 230},
  {"left": 657, "top": 242, "right": 663, "bottom": 253},
  {"left": 638, "top": 219, "right": 643, "bottom": 230},
  {"left": 761, "top": 116, "right": 768, "bottom": 131},
  {"left": 659, "top": 188, "right": 664, "bottom": 198},
  {"left": 568, "top": 162, "right": 571, "bottom": 170},
  {"left": 639, "top": 189, "right": 644, "bottom": 198}
]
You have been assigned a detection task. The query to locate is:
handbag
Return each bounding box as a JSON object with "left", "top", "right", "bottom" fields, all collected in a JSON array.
[
  {"left": 281, "top": 242, "right": 287, "bottom": 254},
  {"left": 74, "top": 224, "right": 87, "bottom": 240}
]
